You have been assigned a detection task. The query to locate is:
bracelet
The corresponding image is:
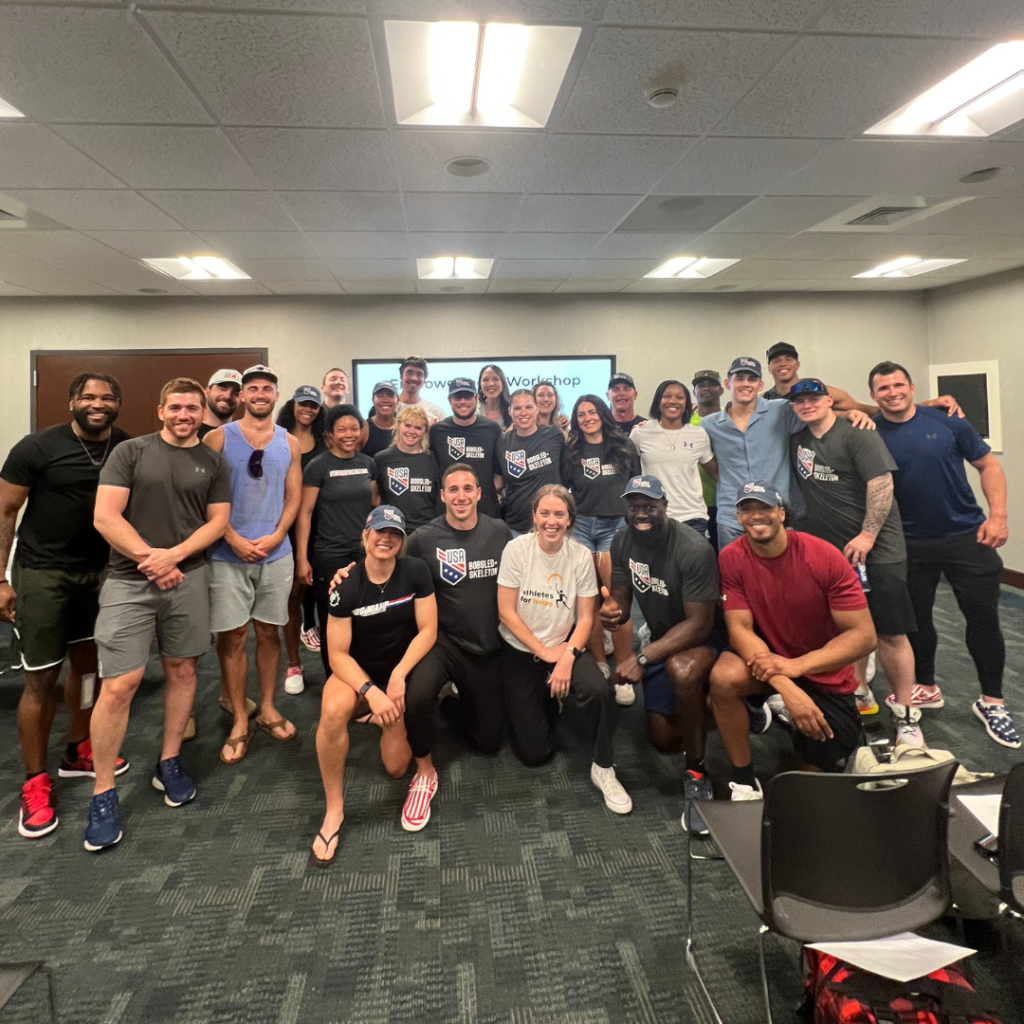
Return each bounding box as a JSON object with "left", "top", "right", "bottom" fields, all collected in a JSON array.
[{"left": 358, "top": 681, "right": 372, "bottom": 696}]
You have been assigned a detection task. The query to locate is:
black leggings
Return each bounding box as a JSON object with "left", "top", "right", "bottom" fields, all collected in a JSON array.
[
  {"left": 405, "top": 633, "right": 503, "bottom": 758},
  {"left": 500, "top": 641, "right": 618, "bottom": 768},
  {"left": 312, "top": 555, "right": 358, "bottom": 680}
]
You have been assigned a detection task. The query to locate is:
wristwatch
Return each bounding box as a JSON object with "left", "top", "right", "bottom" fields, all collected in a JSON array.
[
  {"left": 358, "top": 681, "right": 373, "bottom": 696},
  {"left": 637, "top": 652, "right": 649, "bottom": 668},
  {"left": 567, "top": 645, "right": 582, "bottom": 660}
]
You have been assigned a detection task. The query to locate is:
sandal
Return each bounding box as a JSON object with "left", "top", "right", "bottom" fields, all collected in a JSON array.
[
  {"left": 219, "top": 730, "right": 251, "bottom": 765},
  {"left": 310, "top": 824, "right": 343, "bottom": 868},
  {"left": 255, "top": 715, "right": 296, "bottom": 742}
]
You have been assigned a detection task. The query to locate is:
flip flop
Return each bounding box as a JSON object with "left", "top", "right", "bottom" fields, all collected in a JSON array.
[
  {"left": 255, "top": 715, "right": 296, "bottom": 742},
  {"left": 218, "top": 730, "right": 251, "bottom": 765},
  {"left": 310, "top": 824, "right": 343, "bottom": 868}
]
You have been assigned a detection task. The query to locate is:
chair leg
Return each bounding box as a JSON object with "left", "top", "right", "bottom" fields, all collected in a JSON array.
[
  {"left": 685, "top": 825, "right": 726, "bottom": 1024},
  {"left": 757, "top": 926, "right": 776, "bottom": 1024}
]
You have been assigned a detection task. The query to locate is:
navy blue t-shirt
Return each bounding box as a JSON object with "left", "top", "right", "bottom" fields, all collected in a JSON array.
[{"left": 874, "top": 405, "right": 989, "bottom": 538}]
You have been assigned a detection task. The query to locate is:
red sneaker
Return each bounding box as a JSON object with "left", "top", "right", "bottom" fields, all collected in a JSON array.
[
  {"left": 19, "top": 773, "right": 58, "bottom": 838},
  {"left": 58, "top": 738, "right": 130, "bottom": 779},
  {"left": 401, "top": 773, "right": 438, "bottom": 832}
]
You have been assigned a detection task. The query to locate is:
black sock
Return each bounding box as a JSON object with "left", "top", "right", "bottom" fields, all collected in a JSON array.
[
  {"left": 732, "top": 763, "right": 756, "bottom": 787},
  {"left": 25, "top": 770, "right": 48, "bottom": 782},
  {"left": 685, "top": 757, "right": 706, "bottom": 776},
  {"left": 66, "top": 740, "right": 82, "bottom": 759}
]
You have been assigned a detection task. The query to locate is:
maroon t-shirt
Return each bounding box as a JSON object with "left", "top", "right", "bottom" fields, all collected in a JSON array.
[{"left": 718, "top": 531, "right": 867, "bottom": 694}]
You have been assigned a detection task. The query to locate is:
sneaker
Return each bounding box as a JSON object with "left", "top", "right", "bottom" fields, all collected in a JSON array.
[
  {"left": 284, "top": 666, "right": 305, "bottom": 695},
  {"left": 614, "top": 683, "right": 636, "bottom": 706},
  {"left": 886, "top": 685, "right": 944, "bottom": 717},
  {"left": 603, "top": 630, "right": 614, "bottom": 655},
  {"left": 590, "top": 763, "right": 632, "bottom": 814},
  {"left": 83, "top": 789, "right": 122, "bottom": 851},
  {"left": 596, "top": 661, "right": 611, "bottom": 680},
  {"left": 18, "top": 773, "right": 58, "bottom": 839},
  {"left": 59, "top": 738, "right": 130, "bottom": 779},
  {"left": 855, "top": 682, "right": 879, "bottom": 716},
  {"left": 744, "top": 698, "right": 772, "bottom": 734},
  {"left": 681, "top": 770, "right": 713, "bottom": 835},
  {"left": 865, "top": 651, "right": 876, "bottom": 683},
  {"left": 729, "top": 780, "right": 764, "bottom": 802},
  {"left": 300, "top": 625, "right": 321, "bottom": 652},
  {"left": 401, "top": 773, "right": 438, "bottom": 832},
  {"left": 151, "top": 756, "right": 197, "bottom": 807},
  {"left": 973, "top": 699, "right": 1022, "bottom": 749},
  {"left": 883, "top": 698, "right": 922, "bottom": 723},
  {"left": 895, "top": 720, "right": 927, "bottom": 749},
  {"left": 766, "top": 693, "right": 791, "bottom": 727}
]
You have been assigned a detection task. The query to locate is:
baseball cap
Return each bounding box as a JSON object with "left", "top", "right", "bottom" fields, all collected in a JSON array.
[
  {"left": 727, "top": 356, "right": 762, "bottom": 379},
  {"left": 621, "top": 475, "right": 666, "bottom": 500},
  {"left": 241, "top": 363, "right": 278, "bottom": 384},
  {"left": 365, "top": 505, "right": 407, "bottom": 534},
  {"left": 208, "top": 368, "right": 242, "bottom": 389},
  {"left": 608, "top": 372, "right": 636, "bottom": 389},
  {"left": 734, "top": 481, "right": 783, "bottom": 507},
  {"left": 766, "top": 342, "right": 799, "bottom": 362},
  {"left": 787, "top": 378, "right": 829, "bottom": 400},
  {"left": 373, "top": 380, "right": 398, "bottom": 396},
  {"left": 448, "top": 377, "right": 477, "bottom": 396},
  {"left": 691, "top": 369, "right": 721, "bottom": 386},
  {"left": 292, "top": 385, "right": 323, "bottom": 405}
]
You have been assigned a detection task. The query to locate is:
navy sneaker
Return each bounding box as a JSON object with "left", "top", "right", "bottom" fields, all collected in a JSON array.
[
  {"left": 83, "top": 789, "right": 123, "bottom": 852},
  {"left": 744, "top": 698, "right": 773, "bottom": 735},
  {"left": 152, "top": 757, "right": 197, "bottom": 807},
  {"left": 973, "top": 699, "right": 1021, "bottom": 749},
  {"left": 681, "top": 770, "right": 713, "bottom": 835}
]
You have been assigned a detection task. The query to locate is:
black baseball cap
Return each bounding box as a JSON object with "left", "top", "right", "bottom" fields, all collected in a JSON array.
[
  {"left": 766, "top": 342, "right": 799, "bottom": 362},
  {"left": 448, "top": 377, "right": 477, "bottom": 396},
  {"left": 727, "top": 356, "right": 762, "bottom": 379},
  {"left": 734, "top": 481, "right": 783, "bottom": 507},
  {"left": 608, "top": 372, "right": 636, "bottom": 389},
  {"left": 786, "top": 378, "right": 829, "bottom": 399}
]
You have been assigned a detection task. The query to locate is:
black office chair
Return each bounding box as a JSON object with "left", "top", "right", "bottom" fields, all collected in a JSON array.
[
  {"left": 998, "top": 761, "right": 1024, "bottom": 915},
  {"left": 686, "top": 762, "right": 959, "bottom": 1024}
]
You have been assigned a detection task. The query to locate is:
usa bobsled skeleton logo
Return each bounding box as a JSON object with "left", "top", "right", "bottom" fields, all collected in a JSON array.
[
  {"left": 388, "top": 466, "right": 410, "bottom": 494},
  {"left": 506, "top": 450, "right": 527, "bottom": 479},
  {"left": 582, "top": 457, "right": 601, "bottom": 480},
  {"left": 437, "top": 547, "right": 467, "bottom": 586},
  {"left": 630, "top": 559, "right": 651, "bottom": 594},
  {"left": 448, "top": 436, "right": 466, "bottom": 460},
  {"left": 796, "top": 446, "right": 816, "bottom": 480}
]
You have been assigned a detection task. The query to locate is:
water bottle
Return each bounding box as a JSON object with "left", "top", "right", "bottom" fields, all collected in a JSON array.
[{"left": 855, "top": 563, "right": 871, "bottom": 592}]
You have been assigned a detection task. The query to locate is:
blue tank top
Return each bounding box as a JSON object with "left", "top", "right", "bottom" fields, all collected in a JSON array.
[{"left": 211, "top": 422, "right": 292, "bottom": 563}]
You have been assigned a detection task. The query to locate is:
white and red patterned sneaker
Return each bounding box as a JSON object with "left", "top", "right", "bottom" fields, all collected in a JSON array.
[
  {"left": 284, "top": 666, "right": 304, "bottom": 695},
  {"left": 300, "top": 626, "right": 321, "bottom": 652},
  {"left": 885, "top": 684, "right": 943, "bottom": 721},
  {"left": 401, "top": 773, "right": 438, "bottom": 832}
]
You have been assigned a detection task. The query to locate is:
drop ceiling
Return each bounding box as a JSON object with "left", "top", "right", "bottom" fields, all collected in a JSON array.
[{"left": 0, "top": 0, "right": 1023, "bottom": 297}]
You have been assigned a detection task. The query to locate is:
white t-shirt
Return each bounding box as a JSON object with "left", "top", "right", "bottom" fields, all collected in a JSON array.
[
  {"left": 631, "top": 420, "right": 714, "bottom": 522},
  {"left": 497, "top": 532, "right": 598, "bottom": 652},
  {"left": 397, "top": 397, "right": 446, "bottom": 423}
]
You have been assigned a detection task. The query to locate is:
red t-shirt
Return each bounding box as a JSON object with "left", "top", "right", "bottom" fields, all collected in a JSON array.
[{"left": 718, "top": 531, "right": 867, "bottom": 694}]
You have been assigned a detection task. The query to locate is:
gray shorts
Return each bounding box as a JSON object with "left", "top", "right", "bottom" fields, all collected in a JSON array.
[
  {"left": 95, "top": 565, "right": 211, "bottom": 679},
  {"left": 208, "top": 556, "right": 293, "bottom": 633}
]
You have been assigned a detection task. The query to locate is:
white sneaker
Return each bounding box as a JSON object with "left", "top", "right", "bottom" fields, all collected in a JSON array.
[
  {"left": 728, "top": 780, "right": 764, "bottom": 802},
  {"left": 866, "top": 651, "right": 876, "bottom": 683},
  {"left": 284, "top": 666, "right": 304, "bottom": 695},
  {"left": 766, "top": 694, "right": 791, "bottom": 726},
  {"left": 885, "top": 698, "right": 923, "bottom": 723},
  {"left": 596, "top": 661, "right": 611, "bottom": 679},
  {"left": 614, "top": 683, "right": 636, "bottom": 706},
  {"left": 590, "top": 763, "right": 632, "bottom": 814},
  {"left": 896, "top": 720, "right": 927, "bottom": 749}
]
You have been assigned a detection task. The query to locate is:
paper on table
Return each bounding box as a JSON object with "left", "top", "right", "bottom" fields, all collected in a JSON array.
[
  {"left": 807, "top": 932, "right": 975, "bottom": 983},
  {"left": 958, "top": 793, "right": 1002, "bottom": 836}
]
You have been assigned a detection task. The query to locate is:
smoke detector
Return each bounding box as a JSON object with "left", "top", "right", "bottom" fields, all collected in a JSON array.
[{"left": 644, "top": 72, "right": 681, "bottom": 109}]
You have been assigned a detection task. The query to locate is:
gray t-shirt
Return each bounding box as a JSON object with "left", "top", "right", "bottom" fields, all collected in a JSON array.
[
  {"left": 790, "top": 417, "right": 906, "bottom": 564},
  {"left": 99, "top": 433, "right": 232, "bottom": 579}
]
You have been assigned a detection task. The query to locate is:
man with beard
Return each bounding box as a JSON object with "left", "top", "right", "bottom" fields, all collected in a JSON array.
[
  {"left": 199, "top": 369, "right": 242, "bottom": 440},
  {"left": 607, "top": 372, "right": 646, "bottom": 433},
  {"left": 0, "top": 373, "right": 131, "bottom": 838},
  {"left": 597, "top": 476, "right": 720, "bottom": 833},
  {"left": 205, "top": 365, "right": 302, "bottom": 764}
]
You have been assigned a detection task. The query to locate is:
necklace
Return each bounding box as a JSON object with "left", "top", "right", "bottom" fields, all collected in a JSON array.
[
  {"left": 75, "top": 429, "right": 112, "bottom": 467},
  {"left": 659, "top": 422, "right": 683, "bottom": 450}
]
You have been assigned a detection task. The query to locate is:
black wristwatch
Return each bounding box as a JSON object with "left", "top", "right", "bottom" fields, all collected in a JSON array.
[
  {"left": 567, "top": 645, "right": 582, "bottom": 660},
  {"left": 637, "top": 652, "right": 649, "bottom": 668},
  {"left": 358, "top": 681, "right": 372, "bottom": 696}
]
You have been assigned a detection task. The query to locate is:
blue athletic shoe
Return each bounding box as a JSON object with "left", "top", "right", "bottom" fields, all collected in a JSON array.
[
  {"left": 744, "top": 698, "right": 773, "bottom": 735},
  {"left": 973, "top": 699, "right": 1021, "bottom": 749},
  {"left": 152, "top": 757, "right": 196, "bottom": 807},
  {"left": 682, "top": 770, "right": 713, "bottom": 835},
  {"left": 83, "top": 789, "right": 123, "bottom": 852}
]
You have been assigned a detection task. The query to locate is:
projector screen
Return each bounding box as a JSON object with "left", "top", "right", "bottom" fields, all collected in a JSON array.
[{"left": 352, "top": 355, "right": 617, "bottom": 418}]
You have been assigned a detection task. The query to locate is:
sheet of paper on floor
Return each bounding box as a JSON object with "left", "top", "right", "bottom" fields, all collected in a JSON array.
[
  {"left": 957, "top": 793, "right": 1002, "bottom": 836},
  {"left": 807, "top": 933, "right": 975, "bottom": 983}
]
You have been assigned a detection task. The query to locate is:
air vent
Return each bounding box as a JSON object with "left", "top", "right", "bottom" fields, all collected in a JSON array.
[
  {"left": 845, "top": 206, "right": 918, "bottom": 227},
  {"left": 808, "top": 196, "right": 974, "bottom": 233}
]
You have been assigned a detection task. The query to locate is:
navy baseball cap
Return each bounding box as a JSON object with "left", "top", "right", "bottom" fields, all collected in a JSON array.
[
  {"left": 448, "top": 377, "right": 477, "bottom": 396},
  {"left": 734, "top": 481, "right": 783, "bottom": 507},
  {"left": 608, "top": 372, "right": 636, "bottom": 389},
  {"left": 365, "top": 505, "right": 407, "bottom": 534},
  {"left": 787, "top": 378, "right": 829, "bottom": 399},
  {"left": 292, "top": 385, "right": 322, "bottom": 405},
  {"left": 727, "top": 356, "right": 762, "bottom": 379},
  {"left": 372, "top": 380, "right": 398, "bottom": 396},
  {"left": 621, "top": 475, "right": 666, "bottom": 500},
  {"left": 766, "top": 342, "right": 799, "bottom": 362}
]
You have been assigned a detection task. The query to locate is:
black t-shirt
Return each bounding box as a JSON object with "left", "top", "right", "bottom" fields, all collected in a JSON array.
[
  {"left": 328, "top": 556, "right": 434, "bottom": 682},
  {"left": 362, "top": 418, "right": 394, "bottom": 459},
  {"left": 1, "top": 423, "right": 131, "bottom": 571},
  {"left": 197, "top": 422, "right": 222, "bottom": 441},
  {"left": 374, "top": 447, "right": 441, "bottom": 529},
  {"left": 406, "top": 513, "right": 512, "bottom": 656},
  {"left": 563, "top": 438, "right": 641, "bottom": 517},
  {"left": 610, "top": 520, "right": 720, "bottom": 644},
  {"left": 499, "top": 425, "right": 565, "bottom": 532},
  {"left": 302, "top": 450, "right": 379, "bottom": 569},
  {"left": 429, "top": 416, "right": 504, "bottom": 519},
  {"left": 300, "top": 438, "right": 327, "bottom": 471},
  {"left": 614, "top": 415, "right": 646, "bottom": 434}
]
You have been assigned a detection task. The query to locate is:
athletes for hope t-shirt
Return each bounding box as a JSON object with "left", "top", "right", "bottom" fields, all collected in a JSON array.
[
  {"left": 497, "top": 532, "right": 598, "bottom": 651},
  {"left": 406, "top": 513, "right": 512, "bottom": 657},
  {"left": 99, "top": 433, "right": 232, "bottom": 580},
  {"left": 499, "top": 425, "right": 565, "bottom": 532},
  {"left": 1, "top": 423, "right": 130, "bottom": 571},
  {"left": 610, "top": 519, "right": 719, "bottom": 643},
  {"left": 328, "top": 555, "right": 434, "bottom": 684},
  {"left": 564, "top": 438, "right": 641, "bottom": 517},
  {"left": 719, "top": 531, "right": 867, "bottom": 694},
  {"left": 374, "top": 447, "right": 441, "bottom": 529},
  {"left": 430, "top": 416, "right": 504, "bottom": 519},
  {"left": 302, "top": 450, "right": 379, "bottom": 568},
  {"left": 790, "top": 416, "right": 905, "bottom": 564}
]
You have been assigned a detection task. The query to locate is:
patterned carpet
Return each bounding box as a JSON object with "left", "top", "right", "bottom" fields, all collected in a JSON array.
[{"left": 0, "top": 585, "right": 1022, "bottom": 1024}]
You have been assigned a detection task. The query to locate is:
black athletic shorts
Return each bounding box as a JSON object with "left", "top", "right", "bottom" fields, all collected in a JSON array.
[
  {"left": 863, "top": 560, "right": 917, "bottom": 637},
  {"left": 789, "top": 677, "right": 863, "bottom": 773}
]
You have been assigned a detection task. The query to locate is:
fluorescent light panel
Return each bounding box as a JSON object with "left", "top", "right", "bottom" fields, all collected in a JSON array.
[
  {"left": 417, "top": 256, "right": 494, "bottom": 280},
  {"left": 385, "top": 20, "right": 581, "bottom": 128},
  {"left": 866, "top": 40, "right": 1024, "bottom": 137},
  {"left": 0, "top": 95, "right": 24, "bottom": 118},
  {"left": 142, "top": 256, "right": 250, "bottom": 281},
  {"left": 854, "top": 257, "right": 967, "bottom": 279},
  {"left": 645, "top": 257, "right": 741, "bottom": 280}
]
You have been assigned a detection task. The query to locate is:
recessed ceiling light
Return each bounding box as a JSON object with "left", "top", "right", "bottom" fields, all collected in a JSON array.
[
  {"left": 142, "top": 256, "right": 250, "bottom": 281},
  {"left": 0, "top": 95, "right": 24, "bottom": 118},
  {"left": 853, "top": 256, "right": 967, "bottom": 279},
  {"left": 865, "top": 40, "right": 1024, "bottom": 137},
  {"left": 446, "top": 156, "right": 491, "bottom": 177},
  {"left": 416, "top": 256, "right": 494, "bottom": 280},
  {"left": 644, "top": 257, "right": 740, "bottom": 280},
  {"left": 384, "top": 20, "right": 581, "bottom": 128}
]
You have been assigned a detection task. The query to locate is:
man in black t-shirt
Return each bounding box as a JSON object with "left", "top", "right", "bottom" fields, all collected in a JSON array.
[
  {"left": 0, "top": 373, "right": 130, "bottom": 840},
  {"left": 599, "top": 475, "right": 721, "bottom": 834},
  {"left": 429, "top": 378, "right": 504, "bottom": 518},
  {"left": 607, "top": 372, "right": 646, "bottom": 433},
  {"left": 198, "top": 368, "right": 241, "bottom": 440}
]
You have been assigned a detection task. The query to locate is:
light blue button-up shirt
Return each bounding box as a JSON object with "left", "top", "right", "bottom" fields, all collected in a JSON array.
[{"left": 701, "top": 396, "right": 806, "bottom": 530}]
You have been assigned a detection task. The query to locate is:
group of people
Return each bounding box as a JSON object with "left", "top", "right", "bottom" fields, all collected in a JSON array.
[{"left": 0, "top": 344, "right": 1014, "bottom": 863}]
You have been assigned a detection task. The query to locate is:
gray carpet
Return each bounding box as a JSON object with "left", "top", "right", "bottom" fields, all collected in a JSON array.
[{"left": 0, "top": 585, "right": 1021, "bottom": 1023}]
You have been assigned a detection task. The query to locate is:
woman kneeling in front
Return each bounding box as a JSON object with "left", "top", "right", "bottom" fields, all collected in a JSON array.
[
  {"left": 497, "top": 484, "right": 631, "bottom": 813},
  {"left": 313, "top": 505, "right": 437, "bottom": 865}
]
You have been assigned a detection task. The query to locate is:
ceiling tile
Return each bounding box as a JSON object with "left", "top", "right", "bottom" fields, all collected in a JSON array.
[
  {"left": 0, "top": 230, "right": 121, "bottom": 261},
  {"left": 376, "top": 0, "right": 602, "bottom": 18},
  {"left": 588, "top": 232, "right": 700, "bottom": 258},
  {"left": 323, "top": 258, "right": 414, "bottom": 279},
  {"left": 143, "top": 191, "right": 296, "bottom": 232},
  {"left": 718, "top": 259, "right": 875, "bottom": 279},
  {"left": 603, "top": 0, "right": 826, "bottom": 29},
  {"left": 197, "top": 231, "right": 317, "bottom": 259},
  {"left": 487, "top": 279, "right": 561, "bottom": 293},
  {"left": 750, "top": 232, "right": 1012, "bottom": 261},
  {"left": 155, "top": 0, "right": 365, "bottom": 11},
  {"left": 392, "top": 131, "right": 548, "bottom": 193},
  {"left": 306, "top": 232, "right": 410, "bottom": 259},
  {"left": 621, "top": 278, "right": 700, "bottom": 292},
  {"left": 416, "top": 278, "right": 489, "bottom": 294},
  {"left": 85, "top": 231, "right": 211, "bottom": 259},
  {"left": 186, "top": 279, "right": 273, "bottom": 295},
  {"left": 340, "top": 279, "right": 416, "bottom": 294},
  {"left": 236, "top": 258, "right": 334, "bottom": 281},
  {"left": 404, "top": 193, "right": 522, "bottom": 233},
  {"left": 748, "top": 280, "right": 823, "bottom": 291},
  {"left": 503, "top": 233, "right": 603, "bottom": 258},
  {"left": 617, "top": 194, "right": 754, "bottom": 232},
  {"left": 517, "top": 194, "right": 640, "bottom": 232},
  {"left": 145, "top": 12, "right": 385, "bottom": 127},
  {"left": 267, "top": 280, "right": 345, "bottom": 294},
  {"left": 278, "top": 192, "right": 406, "bottom": 231},
  {"left": 905, "top": 197, "right": 1024, "bottom": 235},
  {"left": 228, "top": 128, "right": 396, "bottom": 191},
  {"left": 44, "top": 256, "right": 199, "bottom": 294},
  {"left": 714, "top": 35, "right": 982, "bottom": 138},
  {"left": 0, "top": 124, "right": 124, "bottom": 190},
  {"left": 0, "top": 254, "right": 121, "bottom": 295},
  {"left": 814, "top": 0, "right": 1024, "bottom": 39},
  {"left": 712, "top": 196, "right": 862, "bottom": 234},
  {"left": 0, "top": 7, "right": 210, "bottom": 123},
  {"left": 2, "top": 190, "right": 182, "bottom": 231},
  {"left": 407, "top": 233, "right": 508, "bottom": 257},
  {"left": 689, "top": 233, "right": 788, "bottom": 257},
  {"left": 494, "top": 259, "right": 580, "bottom": 279},
  {"left": 571, "top": 258, "right": 653, "bottom": 279},
  {"left": 0, "top": 281, "right": 44, "bottom": 296},
  {"left": 557, "top": 28, "right": 794, "bottom": 135},
  {"left": 555, "top": 279, "right": 631, "bottom": 292}
]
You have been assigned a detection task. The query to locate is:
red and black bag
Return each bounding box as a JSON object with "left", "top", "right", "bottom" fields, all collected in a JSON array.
[{"left": 798, "top": 947, "right": 1003, "bottom": 1024}]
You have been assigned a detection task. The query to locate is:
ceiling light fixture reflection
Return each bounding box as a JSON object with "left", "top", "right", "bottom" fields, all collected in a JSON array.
[
  {"left": 142, "top": 256, "right": 251, "bottom": 281},
  {"left": 853, "top": 257, "right": 967, "bottom": 279},
  {"left": 417, "top": 256, "right": 494, "bottom": 280},
  {"left": 644, "top": 257, "right": 741, "bottom": 280},
  {"left": 0, "top": 95, "right": 24, "bottom": 118}
]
